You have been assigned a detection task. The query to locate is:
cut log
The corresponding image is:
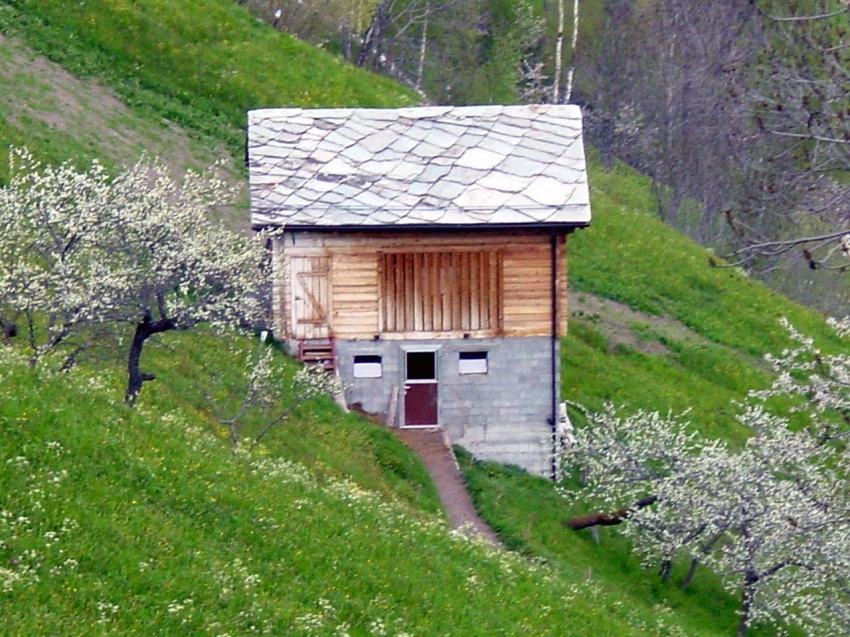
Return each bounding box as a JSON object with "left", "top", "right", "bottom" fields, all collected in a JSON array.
[{"left": 563, "top": 495, "right": 658, "bottom": 530}]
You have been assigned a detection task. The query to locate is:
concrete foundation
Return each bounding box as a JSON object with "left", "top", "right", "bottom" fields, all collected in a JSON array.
[{"left": 336, "top": 337, "right": 559, "bottom": 477}]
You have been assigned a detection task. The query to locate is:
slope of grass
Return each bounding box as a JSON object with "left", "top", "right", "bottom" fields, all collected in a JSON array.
[
  {"left": 139, "top": 329, "right": 442, "bottom": 513},
  {"left": 457, "top": 450, "right": 792, "bottom": 637},
  {"left": 2, "top": 335, "right": 684, "bottom": 637},
  {"left": 559, "top": 156, "right": 841, "bottom": 436},
  {"left": 562, "top": 321, "right": 765, "bottom": 442},
  {"left": 0, "top": 0, "right": 416, "bottom": 176}
]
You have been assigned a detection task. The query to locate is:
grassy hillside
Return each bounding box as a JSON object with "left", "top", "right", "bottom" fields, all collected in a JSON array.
[
  {"left": 562, "top": 158, "right": 840, "bottom": 439},
  {"left": 1, "top": 333, "right": 697, "bottom": 637},
  {"left": 1, "top": 1, "right": 844, "bottom": 636},
  {"left": 0, "top": 0, "right": 416, "bottom": 181},
  {"left": 454, "top": 157, "right": 837, "bottom": 637}
]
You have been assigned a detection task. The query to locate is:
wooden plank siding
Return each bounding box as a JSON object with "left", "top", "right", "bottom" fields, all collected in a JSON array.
[
  {"left": 273, "top": 230, "right": 569, "bottom": 340},
  {"left": 271, "top": 240, "right": 288, "bottom": 336},
  {"left": 381, "top": 251, "right": 500, "bottom": 333}
]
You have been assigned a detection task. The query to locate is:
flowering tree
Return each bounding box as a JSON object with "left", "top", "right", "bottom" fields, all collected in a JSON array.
[
  {"left": 207, "top": 331, "right": 340, "bottom": 451},
  {"left": 0, "top": 149, "right": 269, "bottom": 403},
  {"left": 560, "top": 320, "right": 850, "bottom": 637},
  {"left": 0, "top": 150, "right": 119, "bottom": 367},
  {"left": 751, "top": 317, "right": 850, "bottom": 443}
]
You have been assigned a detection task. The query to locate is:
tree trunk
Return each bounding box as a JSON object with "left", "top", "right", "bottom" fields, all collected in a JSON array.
[
  {"left": 564, "top": 508, "right": 630, "bottom": 530},
  {"left": 356, "top": 0, "right": 393, "bottom": 68},
  {"left": 415, "top": 1, "right": 429, "bottom": 93},
  {"left": 737, "top": 572, "right": 758, "bottom": 637},
  {"left": 553, "top": 0, "right": 565, "bottom": 102},
  {"left": 680, "top": 557, "right": 699, "bottom": 589},
  {"left": 658, "top": 559, "right": 672, "bottom": 582},
  {"left": 564, "top": 0, "right": 580, "bottom": 103},
  {"left": 125, "top": 315, "right": 175, "bottom": 405}
]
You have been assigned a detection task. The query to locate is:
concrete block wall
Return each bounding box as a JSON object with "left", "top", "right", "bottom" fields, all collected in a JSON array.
[{"left": 336, "top": 336, "right": 559, "bottom": 477}]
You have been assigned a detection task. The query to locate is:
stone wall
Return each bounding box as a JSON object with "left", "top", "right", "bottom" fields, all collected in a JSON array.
[{"left": 336, "top": 336, "right": 558, "bottom": 477}]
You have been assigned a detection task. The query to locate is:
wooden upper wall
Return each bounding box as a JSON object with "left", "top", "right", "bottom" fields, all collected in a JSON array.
[{"left": 273, "top": 229, "right": 569, "bottom": 341}]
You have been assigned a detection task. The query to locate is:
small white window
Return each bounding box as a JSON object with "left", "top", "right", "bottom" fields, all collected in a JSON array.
[
  {"left": 353, "top": 355, "right": 382, "bottom": 378},
  {"left": 459, "top": 351, "right": 488, "bottom": 375}
]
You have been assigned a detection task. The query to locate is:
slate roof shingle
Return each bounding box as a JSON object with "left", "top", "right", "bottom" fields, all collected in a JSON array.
[{"left": 248, "top": 104, "right": 591, "bottom": 229}]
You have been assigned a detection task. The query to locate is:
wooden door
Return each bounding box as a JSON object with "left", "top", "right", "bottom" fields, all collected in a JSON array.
[
  {"left": 290, "top": 256, "right": 331, "bottom": 340},
  {"left": 403, "top": 351, "right": 438, "bottom": 427}
]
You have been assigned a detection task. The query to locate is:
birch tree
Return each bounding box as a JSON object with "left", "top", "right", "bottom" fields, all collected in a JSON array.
[
  {"left": 552, "top": 0, "right": 580, "bottom": 104},
  {"left": 553, "top": 0, "right": 565, "bottom": 103}
]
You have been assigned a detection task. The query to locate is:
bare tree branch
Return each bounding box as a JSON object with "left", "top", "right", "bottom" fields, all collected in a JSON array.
[{"left": 766, "top": 7, "right": 848, "bottom": 22}]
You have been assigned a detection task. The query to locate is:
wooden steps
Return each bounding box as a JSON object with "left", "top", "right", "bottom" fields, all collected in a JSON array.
[{"left": 298, "top": 338, "right": 336, "bottom": 372}]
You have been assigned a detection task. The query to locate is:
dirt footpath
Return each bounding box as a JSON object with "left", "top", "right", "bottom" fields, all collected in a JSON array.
[{"left": 392, "top": 427, "right": 502, "bottom": 548}]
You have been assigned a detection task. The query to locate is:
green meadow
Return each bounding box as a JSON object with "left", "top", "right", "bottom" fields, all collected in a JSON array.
[{"left": 0, "top": 1, "right": 843, "bottom": 634}]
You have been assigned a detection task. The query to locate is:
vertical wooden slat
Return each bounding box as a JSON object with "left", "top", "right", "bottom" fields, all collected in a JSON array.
[
  {"left": 394, "top": 253, "right": 400, "bottom": 333},
  {"left": 397, "top": 253, "right": 404, "bottom": 331},
  {"left": 494, "top": 252, "right": 503, "bottom": 333},
  {"left": 421, "top": 253, "right": 429, "bottom": 331},
  {"left": 481, "top": 252, "right": 488, "bottom": 330},
  {"left": 395, "top": 253, "right": 405, "bottom": 332},
  {"left": 409, "top": 253, "right": 417, "bottom": 331},
  {"left": 392, "top": 253, "right": 400, "bottom": 331},
  {"left": 432, "top": 252, "right": 440, "bottom": 331},
  {"left": 479, "top": 252, "right": 490, "bottom": 329},
  {"left": 412, "top": 253, "right": 421, "bottom": 331},
  {"left": 424, "top": 253, "right": 431, "bottom": 331},
  {"left": 487, "top": 252, "right": 495, "bottom": 332},
  {"left": 440, "top": 252, "right": 450, "bottom": 331},
  {"left": 470, "top": 252, "right": 481, "bottom": 330},
  {"left": 470, "top": 253, "right": 478, "bottom": 329},
  {"left": 451, "top": 253, "right": 462, "bottom": 330},
  {"left": 380, "top": 254, "right": 386, "bottom": 330},
  {"left": 382, "top": 253, "right": 391, "bottom": 332},
  {"left": 418, "top": 252, "right": 426, "bottom": 331},
  {"left": 461, "top": 252, "right": 471, "bottom": 331},
  {"left": 467, "top": 252, "right": 475, "bottom": 330},
  {"left": 404, "top": 253, "right": 415, "bottom": 331},
  {"left": 383, "top": 254, "right": 398, "bottom": 332},
  {"left": 391, "top": 253, "right": 398, "bottom": 332},
  {"left": 410, "top": 253, "right": 417, "bottom": 331},
  {"left": 464, "top": 252, "right": 473, "bottom": 330},
  {"left": 422, "top": 253, "right": 430, "bottom": 331}
]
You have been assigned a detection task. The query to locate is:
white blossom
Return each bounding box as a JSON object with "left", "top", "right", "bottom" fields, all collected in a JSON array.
[
  {"left": 207, "top": 336, "right": 340, "bottom": 450},
  {"left": 0, "top": 148, "right": 269, "bottom": 401},
  {"left": 560, "top": 318, "right": 850, "bottom": 636}
]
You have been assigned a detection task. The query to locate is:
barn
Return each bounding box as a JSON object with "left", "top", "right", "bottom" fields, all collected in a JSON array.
[{"left": 247, "top": 104, "right": 591, "bottom": 476}]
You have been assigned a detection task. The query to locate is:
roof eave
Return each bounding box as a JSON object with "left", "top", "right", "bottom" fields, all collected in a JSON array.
[{"left": 251, "top": 220, "right": 591, "bottom": 233}]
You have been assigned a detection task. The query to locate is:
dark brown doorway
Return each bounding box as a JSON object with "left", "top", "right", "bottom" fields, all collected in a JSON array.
[{"left": 403, "top": 351, "right": 438, "bottom": 427}]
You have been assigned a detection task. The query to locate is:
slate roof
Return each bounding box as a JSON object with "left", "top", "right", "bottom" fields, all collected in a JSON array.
[{"left": 247, "top": 104, "right": 591, "bottom": 229}]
